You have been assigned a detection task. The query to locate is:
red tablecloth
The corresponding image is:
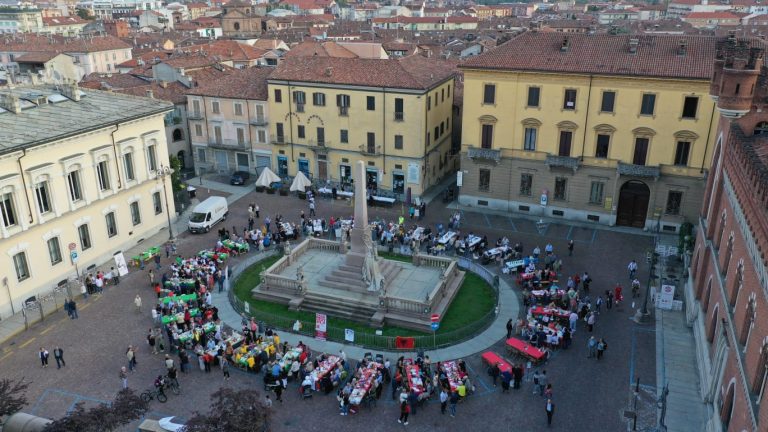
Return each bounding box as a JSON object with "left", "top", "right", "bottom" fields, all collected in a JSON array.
[
  {"left": 530, "top": 306, "right": 571, "bottom": 320},
  {"left": 405, "top": 364, "right": 425, "bottom": 394},
  {"left": 311, "top": 355, "right": 340, "bottom": 390},
  {"left": 480, "top": 352, "right": 511, "bottom": 373},
  {"left": 506, "top": 337, "right": 546, "bottom": 360},
  {"left": 441, "top": 360, "right": 466, "bottom": 392},
  {"left": 349, "top": 362, "right": 382, "bottom": 405}
]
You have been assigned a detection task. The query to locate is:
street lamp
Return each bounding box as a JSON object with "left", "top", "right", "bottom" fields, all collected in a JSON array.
[
  {"left": 634, "top": 208, "right": 663, "bottom": 323},
  {"left": 156, "top": 164, "right": 174, "bottom": 240}
]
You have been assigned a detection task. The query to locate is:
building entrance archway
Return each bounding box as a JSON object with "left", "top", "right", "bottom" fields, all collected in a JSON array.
[{"left": 616, "top": 180, "right": 650, "bottom": 228}]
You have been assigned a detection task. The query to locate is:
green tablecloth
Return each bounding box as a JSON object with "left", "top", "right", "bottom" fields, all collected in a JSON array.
[
  {"left": 223, "top": 239, "right": 249, "bottom": 252},
  {"left": 160, "top": 293, "right": 197, "bottom": 304}
]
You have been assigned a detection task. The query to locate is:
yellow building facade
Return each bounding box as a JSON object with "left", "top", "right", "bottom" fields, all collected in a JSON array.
[
  {"left": 267, "top": 56, "right": 456, "bottom": 197},
  {"left": 0, "top": 83, "right": 174, "bottom": 318},
  {"left": 460, "top": 33, "right": 719, "bottom": 231}
]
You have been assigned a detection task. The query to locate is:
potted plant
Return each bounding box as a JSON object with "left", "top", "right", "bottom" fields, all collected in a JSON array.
[
  {"left": 255, "top": 185, "right": 265, "bottom": 193},
  {"left": 279, "top": 187, "right": 288, "bottom": 196},
  {"left": 298, "top": 190, "right": 307, "bottom": 200},
  {"left": 266, "top": 187, "right": 276, "bottom": 195}
]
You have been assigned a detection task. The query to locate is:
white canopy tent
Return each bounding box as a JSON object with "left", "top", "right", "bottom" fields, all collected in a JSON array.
[
  {"left": 255, "top": 167, "right": 281, "bottom": 187},
  {"left": 290, "top": 171, "right": 312, "bottom": 192}
]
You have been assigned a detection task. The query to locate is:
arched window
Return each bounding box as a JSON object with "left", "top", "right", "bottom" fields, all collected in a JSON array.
[
  {"left": 722, "top": 235, "right": 734, "bottom": 277},
  {"left": 754, "top": 339, "right": 768, "bottom": 402},
  {"left": 720, "top": 381, "right": 735, "bottom": 430},
  {"left": 703, "top": 278, "right": 713, "bottom": 312},
  {"left": 729, "top": 261, "right": 743, "bottom": 308},
  {"left": 708, "top": 304, "right": 719, "bottom": 343},
  {"left": 754, "top": 121, "right": 768, "bottom": 136},
  {"left": 740, "top": 295, "right": 756, "bottom": 347},
  {"left": 717, "top": 211, "right": 727, "bottom": 251},
  {"left": 233, "top": 22, "right": 241, "bottom": 31},
  {"left": 172, "top": 128, "right": 183, "bottom": 142}
]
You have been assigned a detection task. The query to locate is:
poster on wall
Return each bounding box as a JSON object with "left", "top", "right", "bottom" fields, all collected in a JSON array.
[
  {"left": 658, "top": 284, "right": 675, "bottom": 310},
  {"left": 407, "top": 163, "right": 420, "bottom": 185},
  {"left": 315, "top": 313, "right": 327, "bottom": 341},
  {"left": 344, "top": 329, "right": 355, "bottom": 342},
  {"left": 456, "top": 171, "right": 463, "bottom": 187}
]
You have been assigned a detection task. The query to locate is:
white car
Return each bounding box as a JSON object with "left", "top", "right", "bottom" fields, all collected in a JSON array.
[{"left": 158, "top": 416, "right": 185, "bottom": 432}]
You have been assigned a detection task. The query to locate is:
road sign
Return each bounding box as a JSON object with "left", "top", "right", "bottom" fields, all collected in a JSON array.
[
  {"left": 68, "top": 243, "right": 77, "bottom": 251},
  {"left": 431, "top": 321, "right": 440, "bottom": 331},
  {"left": 70, "top": 251, "right": 78, "bottom": 263},
  {"left": 430, "top": 314, "right": 440, "bottom": 323}
]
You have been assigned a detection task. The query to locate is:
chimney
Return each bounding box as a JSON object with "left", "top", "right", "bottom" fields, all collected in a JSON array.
[
  {"left": 324, "top": 66, "right": 333, "bottom": 76},
  {"left": 629, "top": 38, "right": 639, "bottom": 54},
  {"left": 146, "top": 89, "right": 154, "bottom": 98},
  {"left": 560, "top": 36, "right": 569, "bottom": 52},
  {"left": 61, "top": 79, "right": 81, "bottom": 101},
  {"left": 678, "top": 39, "right": 688, "bottom": 56},
  {"left": 160, "top": 81, "right": 168, "bottom": 88},
  {"left": 0, "top": 93, "right": 21, "bottom": 114}
]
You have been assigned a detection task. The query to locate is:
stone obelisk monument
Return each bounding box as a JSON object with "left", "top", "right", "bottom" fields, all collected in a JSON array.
[{"left": 347, "top": 160, "right": 383, "bottom": 292}]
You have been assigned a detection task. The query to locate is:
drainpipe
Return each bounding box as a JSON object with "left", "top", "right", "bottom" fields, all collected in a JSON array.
[
  {"left": 246, "top": 99, "right": 254, "bottom": 170},
  {"left": 287, "top": 81, "right": 295, "bottom": 164},
  {"left": 701, "top": 101, "right": 716, "bottom": 174},
  {"left": 110, "top": 123, "right": 122, "bottom": 189},
  {"left": 382, "top": 87, "right": 387, "bottom": 181},
  {"left": 579, "top": 75, "right": 593, "bottom": 161},
  {"left": 16, "top": 149, "right": 33, "bottom": 225}
]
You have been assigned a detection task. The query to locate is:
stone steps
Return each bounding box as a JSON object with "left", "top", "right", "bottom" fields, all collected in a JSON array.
[
  {"left": 324, "top": 274, "right": 368, "bottom": 288},
  {"left": 299, "top": 293, "right": 378, "bottom": 323}
]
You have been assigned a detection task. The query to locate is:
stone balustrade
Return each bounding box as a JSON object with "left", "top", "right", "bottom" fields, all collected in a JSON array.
[
  {"left": 308, "top": 238, "right": 342, "bottom": 253},
  {"left": 386, "top": 297, "right": 428, "bottom": 315}
]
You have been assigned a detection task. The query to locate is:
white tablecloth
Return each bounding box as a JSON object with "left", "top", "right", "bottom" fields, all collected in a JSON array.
[{"left": 438, "top": 231, "right": 457, "bottom": 245}]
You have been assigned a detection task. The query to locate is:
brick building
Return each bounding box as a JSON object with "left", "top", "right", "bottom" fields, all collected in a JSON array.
[{"left": 687, "top": 34, "right": 768, "bottom": 431}]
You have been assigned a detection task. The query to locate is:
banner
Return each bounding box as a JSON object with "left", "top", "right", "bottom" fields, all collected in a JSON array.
[
  {"left": 223, "top": 265, "right": 230, "bottom": 291},
  {"left": 315, "top": 313, "right": 327, "bottom": 341},
  {"left": 344, "top": 328, "right": 355, "bottom": 343},
  {"left": 113, "top": 253, "right": 129, "bottom": 277},
  {"left": 658, "top": 284, "right": 675, "bottom": 310},
  {"left": 395, "top": 336, "right": 415, "bottom": 349}
]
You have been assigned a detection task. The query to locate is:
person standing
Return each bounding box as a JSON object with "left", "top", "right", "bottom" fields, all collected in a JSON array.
[
  {"left": 439, "top": 388, "right": 448, "bottom": 414},
  {"left": 532, "top": 370, "right": 541, "bottom": 395},
  {"left": 587, "top": 336, "right": 597, "bottom": 359},
  {"left": 126, "top": 345, "right": 137, "bottom": 371},
  {"left": 154, "top": 254, "right": 161, "bottom": 270},
  {"left": 69, "top": 299, "right": 78, "bottom": 319},
  {"left": 148, "top": 269, "right": 155, "bottom": 288},
  {"left": 448, "top": 390, "right": 459, "bottom": 418},
  {"left": 627, "top": 260, "right": 638, "bottom": 280},
  {"left": 148, "top": 329, "right": 157, "bottom": 355},
  {"left": 134, "top": 295, "right": 142, "bottom": 314},
  {"left": 119, "top": 366, "right": 128, "bottom": 389},
  {"left": 545, "top": 399, "right": 555, "bottom": 426},
  {"left": 164, "top": 354, "right": 174, "bottom": 371},
  {"left": 587, "top": 312, "right": 596, "bottom": 332},
  {"left": 538, "top": 370, "right": 548, "bottom": 396},
  {"left": 255, "top": 204, "right": 260, "bottom": 219},
  {"left": 506, "top": 318, "right": 514, "bottom": 339},
  {"left": 398, "top": 400, "right": 410, "bottom": 424},
  {"left": 309, "top": 200, "right": 316, "bottom": 218},
  {"left": 597, "top": 338, "right": 608, "bottom": 360},
  {"left": 568, "top": 240, "right": 574, "bottom": 256},
  {"left": 53, "top": 347, "right": 65, "bottom": 369},
  {"left": 39, "top": 348, "right": 49, "bottom": 368},
  {"left": 490, "top": 363, "right": 500, "bottom": 387},
  {"left": 165, "top": 243, "right": 172, "bottom": 259},
  {"left": 222, "top": 358, "right": 231, "bottom": 381},
  {"left": 111, "top": 267, "right": 120, "bottom": 285}
]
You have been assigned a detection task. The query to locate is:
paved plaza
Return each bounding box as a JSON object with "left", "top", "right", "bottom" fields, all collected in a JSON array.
[{"left": 0, "top": 177, "right": 658, "bottom": 431}]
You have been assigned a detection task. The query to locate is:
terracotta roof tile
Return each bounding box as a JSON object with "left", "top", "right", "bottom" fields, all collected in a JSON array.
[
  {"left": 116, "top": 81, "right": 191, "bottom": 105},
  {"left": 187, "top": 66, "right": 272, "bottom": 100},
  {"left": 42, "top": 16, "right": 88, "bottom": 26},
  {"left": 284, "top": 40, "right": 357, "bottom": 58},
  {"left": 685, "top": 11, "right": 740, "bottom": 19},
  {"left": 14, "top": 51, "right": 63, "bottom": 63},
  {"left": 461, "top": 32, "right": 717, "bottom": 80},
  {"left": 0, "top": 34, "right": 130, "bottom": 53},
  {"left": 269, "top": 55, "right": 455, "bottom": 89},
  {"left": 79, "top": 72, "right": 150, "bottom": 90}
]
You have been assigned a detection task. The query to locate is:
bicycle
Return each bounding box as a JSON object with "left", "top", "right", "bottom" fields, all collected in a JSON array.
[
  {"left": 140, "top": 387, "right": 167, "bottom": 403},
  {"left": 165, "top": 375, "right": 181, "bottom": 395}
]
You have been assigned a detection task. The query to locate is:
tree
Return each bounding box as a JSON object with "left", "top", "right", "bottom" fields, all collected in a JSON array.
[
  {"left": 168, "top": 154, "right": 184, "bottom": 193},
  {"left": 43, "top": 389, "right": 148, "bottom": 432},
  {"left": 182, "top": 388, "right": 270, "bottom": 432},
  {"left": 75, "top": 8, "right": 94, "bottom": 20},
  {"left": 0, "top": 378, "right": 29, "bottom": 418}
]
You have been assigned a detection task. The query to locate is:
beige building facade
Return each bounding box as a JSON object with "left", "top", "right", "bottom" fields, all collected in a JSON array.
[{"left": 0, "top": 83, "right": 174, "bottom": 319}]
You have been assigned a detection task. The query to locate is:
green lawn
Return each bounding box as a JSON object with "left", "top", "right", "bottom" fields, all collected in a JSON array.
[{"left": 233, "top": 253, "right": 496, "bottom": 340}]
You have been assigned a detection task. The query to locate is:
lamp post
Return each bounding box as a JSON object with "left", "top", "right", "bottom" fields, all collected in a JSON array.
[
  {"left": 156, "top": 164, "right": 174, "bottom": 240},
  {"left": 634, "top": 208, "right": 662, "bottom": 323}
]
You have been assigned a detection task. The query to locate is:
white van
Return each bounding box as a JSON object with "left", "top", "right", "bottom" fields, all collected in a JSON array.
[{"left": 188, "top": 196, "right": 228, "bottom": 233}]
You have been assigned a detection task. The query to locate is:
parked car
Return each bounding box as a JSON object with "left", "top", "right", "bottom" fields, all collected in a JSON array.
[
  {"left": 158, "top": 416, "right": 185, "bottom": 432},
  {"left": 230, "top": 171, "right": 250, "bottom": 185}
]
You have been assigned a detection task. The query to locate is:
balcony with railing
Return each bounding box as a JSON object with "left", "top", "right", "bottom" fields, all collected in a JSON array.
[
  {"left": 208, "top": 138, "right": 247, "bottom": 150},
  {"left": 249, "top": 116, "right": 268, "bottom": 126},
  {"left": 338, "top": 106, "right": 349, "bottom": 116},
  {"left": 359, "top": 143, "right": 382, "bottom": 156},
  {"left": 271, "top": 135, "right": 288, "bottom": 145},
  {"left": 394, "top": 111, "right": 404, "bottom": 122},
  {"left": 295, "top": 103, "right": 305, "bottom": 113},
  {"left": 310, "top": 139, "right": 331, "bottom": 150},
  {"left": 187, "top": 111, "right": 203, "bottom": 120}
]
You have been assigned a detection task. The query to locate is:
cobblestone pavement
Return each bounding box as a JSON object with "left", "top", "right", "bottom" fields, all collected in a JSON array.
[{"left": 0, "top": 183, "right": 655, "bottom": 431}]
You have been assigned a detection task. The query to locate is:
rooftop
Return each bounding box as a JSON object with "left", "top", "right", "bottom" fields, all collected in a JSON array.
[
  {"left": 0, "top": 84, "right": 172, "bottom": 154},
  {"left": 268, "top": 55, "right": 455, "bottom": 89},
  {"left": 187, "top": 66, "right": 272, "bottom": 100},
  {"left": 284, "top": 40, "right": 357, "bottom": 58},
  {"left": 462, "top": 32, "right": 717, "bottom": 80},
  {"left": 0, "top": 34, "right": 130, "bottom": 53}
]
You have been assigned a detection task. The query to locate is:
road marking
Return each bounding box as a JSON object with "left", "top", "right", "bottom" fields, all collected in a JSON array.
[
  {"left": 19, "top": 337, "right": 36, "bottom": 348},
  {"left": 40, "top": 326, "right": 53, "bottom": 335},
  {"left": 79, "top": 302, "right": 91, "bottom": 311},
  {"left": 591, "top": 229, "right": 598, "bottom": 244},
  {"left": 0, "top": 351, "right": 12, "bottom": 361},
  {"left": 566, "top": 225, "right": 574, "bottom": 240}
]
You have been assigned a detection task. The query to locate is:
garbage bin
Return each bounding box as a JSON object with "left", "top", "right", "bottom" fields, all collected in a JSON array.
[{"left": 187, "top": 186, "right": 196, "bottom": 199}]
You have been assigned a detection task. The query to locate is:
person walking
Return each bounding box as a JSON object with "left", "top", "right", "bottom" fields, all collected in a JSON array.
[
  {"left": 538, "top": 370, "right": 548, "bottom": 396},
  {"left": 597, "top": 338, "right": 608, "bottom": 360},
  {"left": 69, "top": 299, "right": 78, "bottom": 319},
  {"left": 148, "top": 329, "right": 157, "bottom": 354},
  {"left": 309, "top": 200, "right": 316, "bottom": 218},
  {"left": 126, "top": 345, "right": 137, "bottom": 371},
  {"left": 545, "top": 399, "right": 555, "bottom": 426},
  {"left": 53, "top": 347, "right": 65, "bottom": 369},
  {"left": 64, "top": 298, "right": 72, "bottom": 319},
  {"left": 164, "top": 354, "right": 174, "bottom": 371},
  {"left": 165, "top": 243, "right": 172, "bottom": 259},
  {"left": 627, "top": 260, "right": 638, "bottom": 280},
  {"left": 111, "top": 267, "right": 120, "bottom": 285},
  {"left": 506, "top": 318, "right": 514, "bottom": 339},
  {"left": 532, "top": 370, "right": 541, "bottom": 395},
  {"left": 119, "top": 366, "right": 128, "bottom": 389},
  {"left": 39, "top": 348, "right": 49, "bottom": 368},
  {"left": 587, "top": 312, "right": 596, "bottom": 332},
  {"left": 134, "top": 295, "right": 142, "bottom": 314},
  {"left": 439, "top": 388, "right": 448, "bottom": 414},
  {"left": 255, "top": 204, "right": 260, "bottom": 219},
  {"left": 398, "top": 400, "right": 410, "bottom": 424},
  {"left": 490, "top": 363, "right": 500, "bottom": 387},
  {"left": 154, "top": 253, "right": 161, "bottom": 270},
  {"left": 148, "top": 269, "right": 155, "bottom": 288},
  {"left": 448, "top": 390, "right": 459, "bottom": 417},
  {"left": 568, "top": 240, "right": 574, "bottom": 256},
  {"left": 587, "top": 336, "right": 597, "bottom": 358},
  {"left": 222, "top": 358, "right": 231, "bottom": 381}
]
